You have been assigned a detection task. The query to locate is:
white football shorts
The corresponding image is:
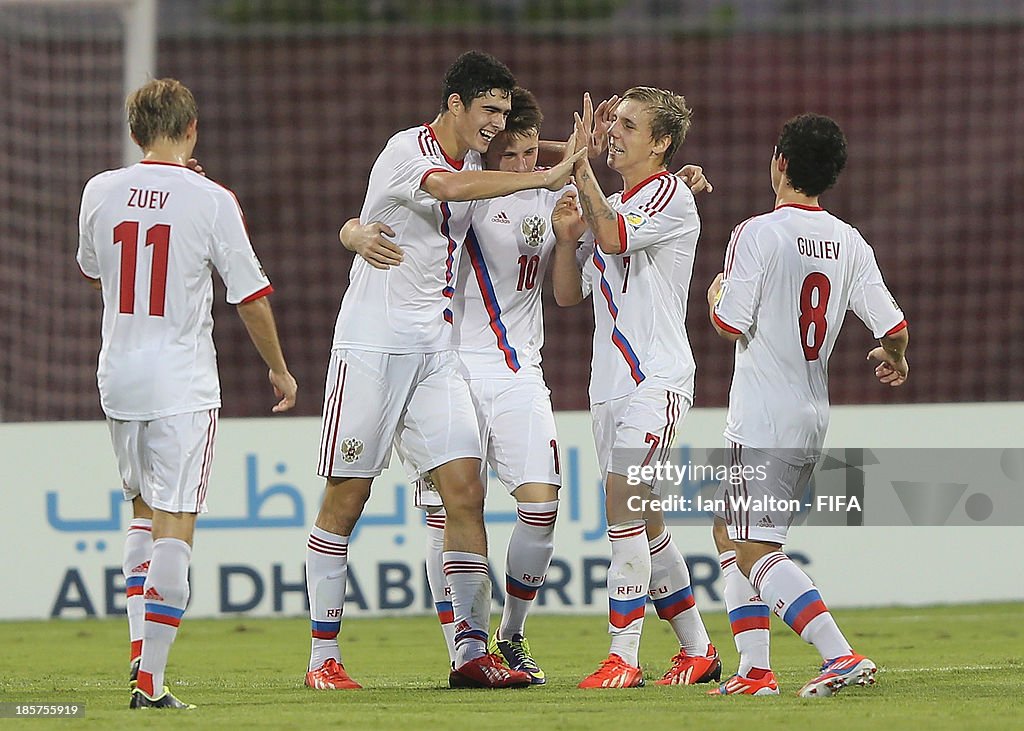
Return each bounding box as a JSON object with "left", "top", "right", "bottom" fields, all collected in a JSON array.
[
  {"left": 713, "top": 441, "right": 816, "bottom": 544},
  {"left": 591, "top": 383, "right": 690, "bottom": 496},
  {"left": 318, "top": 348, "right": 482, "bottom": 479},
  {"left": 107, "top": 408, "right": 219, "bottom": 514},
  {"left": 411, "top": 365, "right": 561, "bottom": 510}
]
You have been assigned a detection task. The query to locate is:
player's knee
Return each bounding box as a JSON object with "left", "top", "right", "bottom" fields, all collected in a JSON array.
[
  {"left": 438, "top": 477, "right": 485, "bottom": 518},
  {"left": 318, "top": 477, "right": 371, "bottom": 531}
]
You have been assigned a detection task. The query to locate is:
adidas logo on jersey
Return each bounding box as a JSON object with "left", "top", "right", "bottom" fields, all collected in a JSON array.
[
  {"left": 143, "top": 587, "right": 164, "bottom": 601},
  {"left": 491, "top": 211, "right": 511, "bottom": 224},
  {"left": 756, "top": 515, "right": 775, "bottom": 528}
]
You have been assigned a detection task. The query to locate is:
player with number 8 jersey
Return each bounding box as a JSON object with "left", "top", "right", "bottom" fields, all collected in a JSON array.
[
  {"left": 713, "top": 163, "right": 906, "bottom": 466},
  {"left": 707, "top": 113, "right": 908, "bottom": 698}
]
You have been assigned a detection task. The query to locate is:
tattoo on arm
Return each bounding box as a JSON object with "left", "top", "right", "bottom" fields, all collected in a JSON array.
[{"left": 576, "top": 167, "right": 616, "bottom": 229}]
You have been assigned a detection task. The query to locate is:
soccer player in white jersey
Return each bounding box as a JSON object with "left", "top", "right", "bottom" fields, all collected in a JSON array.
[
  {"left": 550, "top": 87, "right": 720, "bottom": 689},
  {"left": 350, "top": 88, "right": 714, "bottom": 684},
  {"left": 306, "top": 52, "right": 583, "bottom": 691},
  {"left": 407, "top": 87, "right": 565, "bottom": 684},
  {"left": 76, "top": 79, "right": 298, "bottom": 709},
  {"left": 706, "top": 113, "right": 909, "bottom": 698}
]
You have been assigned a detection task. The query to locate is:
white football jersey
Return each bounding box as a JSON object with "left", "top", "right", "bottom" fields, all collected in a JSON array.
[
  {"left": 451, "top": 186, "right": 565, "bottom": 378},
  {"left": 333, "top": 125, "right": 482, "bottom": 353},
  {"left": 580, "top": 171, "right": 699, "bottom": 404},
  {"left": 76, "top": 161, "right": 271, "bottom": 420},
  {"left": 714, "top": 203, "right": 906, "bottom": 463}
]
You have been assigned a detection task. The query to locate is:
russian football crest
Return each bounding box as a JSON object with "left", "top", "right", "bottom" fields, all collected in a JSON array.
[
  {"left": 340, "top": 437, "right": 364, "bottom": 463},
  {"left": 521, "top": 215, "right": 547, "bottom": 247}
]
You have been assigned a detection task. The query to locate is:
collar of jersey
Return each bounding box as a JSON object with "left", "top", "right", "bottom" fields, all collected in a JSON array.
[
  {"left": 774, "top": 202, "right": 823, "bottom": 211},
  {"left": 138, "top": 160, "right": 186, "bottom": 168},
  {"left": 424, "top": 124, "right": 465, "bottom": 170},
  {"left": 620, "top": 169, "right": 670, "bottom": 203}
]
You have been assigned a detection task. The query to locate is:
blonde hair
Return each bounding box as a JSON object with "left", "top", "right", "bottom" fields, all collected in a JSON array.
[
  {"left": 126, "top": 78, "right": 198, "bottom": 148},
  {"left": 622, "top": 86, "right": 692, "bottom": 166}
]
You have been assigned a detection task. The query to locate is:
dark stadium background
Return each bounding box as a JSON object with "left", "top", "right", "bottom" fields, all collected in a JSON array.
[{"left": 1, "top": 1, "right": 1021, "bottom": 421}]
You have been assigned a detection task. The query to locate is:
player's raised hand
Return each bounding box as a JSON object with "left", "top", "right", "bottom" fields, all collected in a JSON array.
[
  {"left": 544, "top": 148, "right": 587, "bottom": 190},
  {"left": 590, "top": 94, "right": 620, "bottom": 158},
  {"left": 580, "top": 92, "right": 594, "bottom": 147},
  {"left": 340, "top": 220, "right": 402, "bottom": 269},
  {"left": 186, "top": 157, "right": 206, "bottom": 176},
  {"left": 268, "top": 368, "right": 298, "bottom": 412},
  {"left": 676, "top": 164, "right": 714, "bottom": 194},
  {"left": 867, "top": 347, "right": 909, "bottom": 387},
  {"left": 551, "top": 190, "right": 586, "bottom": 242}
]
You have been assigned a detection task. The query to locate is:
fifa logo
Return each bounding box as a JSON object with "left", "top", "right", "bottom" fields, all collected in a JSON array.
[{"left": 521, "top": 215, "right": 546, "bottom": 247}]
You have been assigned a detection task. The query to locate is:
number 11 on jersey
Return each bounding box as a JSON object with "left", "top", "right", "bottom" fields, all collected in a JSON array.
[{"left": 113, "top": 221, "right": 170, "bottom": 316}]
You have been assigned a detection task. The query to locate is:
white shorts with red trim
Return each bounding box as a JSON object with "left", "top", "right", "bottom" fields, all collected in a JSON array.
[
  {"left": 411, "top": 366, "right": 561, "bottom": 510},
  {"left": 107, "top": 409, "right": 218, "bottom": 514},
  {"left": 318, "top": 348, "right": 481, "bottom": 480},
  {"left": 591, "top": 383, "right": 690, "bottom": 496},
  {"left": 713, "top": 441, "right": 815, "bottom": 544}
]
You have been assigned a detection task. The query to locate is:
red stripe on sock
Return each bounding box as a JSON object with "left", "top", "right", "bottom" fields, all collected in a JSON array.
[
  {"left": 791, "top": 599, "right": 828, "bottom": 635},
  {"left": 146, "top": 612, "right": 182, "bottom": 628},
  {"left": 137, "top": 670, "right": 155, "bottom": 696},
  {"left": 731, "top": 616, "right": 771, "bottom": 634}
]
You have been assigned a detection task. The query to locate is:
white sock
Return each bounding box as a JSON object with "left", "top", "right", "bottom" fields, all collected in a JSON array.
[
  {"left": 425, "top": 512, "right": 456, "bottom": 664},
  {"left": 606, "top": 520, "right": 649, "bottom": 667},
  {"left": 720, "top": 550, "right": 771, "bottom": 675},
  {"left": 648, "top": 529, "right": 711, "bottom": 656},
  {"left": 443, "top": 551, "right": 491, "bottom": 667},
  {"left": 306, "top": 526, "right": 348, "bottom": 671},
  {"left": 123, "top": 518, "right": 152, "bottom": 662},
  {"left": 137, "top": 538, "right": 190, "bottom": 697},
  {"left": 751, "top": 551, "right": 852, "bottom": 661},
  {"left": 500, "top": 499, "right": 557, "bottom": 639}
]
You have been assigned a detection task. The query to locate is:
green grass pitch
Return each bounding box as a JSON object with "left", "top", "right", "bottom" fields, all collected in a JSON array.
[{"left": 1, "top": 603, "right": 1022, "bottom": 729}]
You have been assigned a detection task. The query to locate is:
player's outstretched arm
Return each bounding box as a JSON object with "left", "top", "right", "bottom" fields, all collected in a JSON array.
[
  {"left": 867, "top": 327, "right": 910, "bottom": 387},
  {"left": 421, "top": 148, "right": 586, "bottom": 202},
  {"left": 339, "top": 217, "right": 403, "bottom": 269},
  {"left": 236, "top": 296, "right": 298, "bottom": 412}
]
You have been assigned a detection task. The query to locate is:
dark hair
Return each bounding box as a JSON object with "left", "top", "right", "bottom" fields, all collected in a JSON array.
[
  {"left": 621, "top": 86, "right": 691, "bottom": 166},
  {"left": 503, "top": 87, "right": 543, "bottom": 137},
  {"left": 126, "top": 78, "right": 198, "bottom": 148},
  {"left": 775, "top": 113, "right": 848, "bottom": 196},
  {"left": 439, "top": 50, "right": 516, "bottom": 114}
]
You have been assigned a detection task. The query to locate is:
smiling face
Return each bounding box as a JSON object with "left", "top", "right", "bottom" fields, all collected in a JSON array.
[
  {"left": 485, "top": 128, "right": 540, "bottom": 173},
  {"left": 451, "top": 88, "right": 512, "bottom": 154},
  {"left": 605, "top": 98, "right": 670, "bottom": 180}
]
